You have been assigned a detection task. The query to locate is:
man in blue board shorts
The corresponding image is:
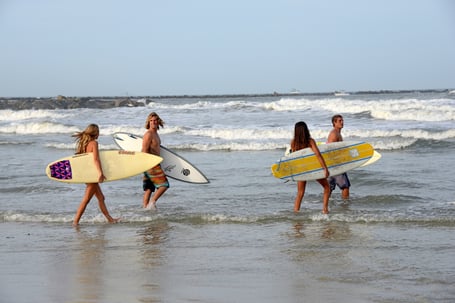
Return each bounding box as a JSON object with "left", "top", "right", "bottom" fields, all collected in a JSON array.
[{"left": 327, "top": 114, "right": 350, "bottom": 199}]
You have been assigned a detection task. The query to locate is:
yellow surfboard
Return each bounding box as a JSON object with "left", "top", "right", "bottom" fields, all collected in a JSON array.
[
  {"left": 285, "top": 143, "right": 382, "bottom": 168},
  {"left": 272, "top": 141, "right": 374, "bottom": 181},
  {"left": 360, "top": 150, "right": 382, "bottom": 167},
  {"left": 46, "top": 150, "right": 163, "bottom": 183}
]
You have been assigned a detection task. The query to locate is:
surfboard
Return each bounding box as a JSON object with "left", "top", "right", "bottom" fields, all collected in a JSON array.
[
  {"left": 272, "top": 141, "right": 374, "bottom": 181},
  {"left": 46, "top": 150, "right": 163, "bottom": 183},
  {"left": 112, "top": 132, "right": 209, "bottom": 184},
  {"left": 285, "top": 144, "right": 382, "bottom": 167},
  {"left": 360, "top": 150, "right": 381, "bottom": 167}
]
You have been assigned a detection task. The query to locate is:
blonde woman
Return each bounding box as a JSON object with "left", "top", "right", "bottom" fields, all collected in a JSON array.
[{"left": 72, "top": 124, "right": 119, "bottom": 226}]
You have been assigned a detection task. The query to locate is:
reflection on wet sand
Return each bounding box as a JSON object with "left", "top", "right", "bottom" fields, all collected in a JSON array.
[
  {"left": 292, "top": 222, "right": 305, "bottom": 238},
  {"left": 62, "top": 222, "right": 172, "bottom": 303},
  {"left": 136, "top": 221, "right": 171, "bottom": 303},
  {"left": 320, "top": 222, "right": 351, "bottom": 240},
  {"left": 71, "top": 226, "right": 109, "bottom": 303},
  {"left": 287, "top": 221, "right": 353, "bottom": 261},
  {"left": 137, "top": 222, "right": 170, "bottom": 267}
]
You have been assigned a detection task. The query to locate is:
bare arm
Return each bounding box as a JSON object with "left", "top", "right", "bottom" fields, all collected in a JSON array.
[
  {"left": 310, "top": 138, "right": 330, "bottom": 178},
  {"left": 142, "top": 132, "right": 151, "bottom": 153}
]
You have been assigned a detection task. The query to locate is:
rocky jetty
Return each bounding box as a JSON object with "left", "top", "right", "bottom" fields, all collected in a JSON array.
[
  {"left": 0, "top": 96, "right": 147, "bottom": 110},
  {"left": 1, "top": 89, "right": 450, "bottom": 110}
]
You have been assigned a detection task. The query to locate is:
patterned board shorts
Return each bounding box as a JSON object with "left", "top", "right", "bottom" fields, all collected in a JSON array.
[
  {"left": 143, "top": 164, "right": 170, "bottom": 191},
  {"left": 329, "top": 173, "right": 351, "bottom": 191}
]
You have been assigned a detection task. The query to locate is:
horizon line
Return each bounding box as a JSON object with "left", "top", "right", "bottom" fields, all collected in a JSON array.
[{"left": 1, "top": 87, "right": 453, "bottom": 99}]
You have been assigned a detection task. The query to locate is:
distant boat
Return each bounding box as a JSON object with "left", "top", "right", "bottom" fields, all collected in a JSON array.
[
  {"left": 289, "top": 89, "right": 301, "bottom": 94},
  {"left": 334, "top": 91, "right": 350, "bottom": 96}
]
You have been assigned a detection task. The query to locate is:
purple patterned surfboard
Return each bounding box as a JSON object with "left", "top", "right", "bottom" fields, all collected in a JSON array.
[{"left": 49, "top": 160, "right": 73, "bottom": 180}]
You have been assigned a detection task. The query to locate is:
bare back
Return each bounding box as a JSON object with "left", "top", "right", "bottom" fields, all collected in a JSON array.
[{"left": 85, "top": 140, "right": 97, "bottom": 153}]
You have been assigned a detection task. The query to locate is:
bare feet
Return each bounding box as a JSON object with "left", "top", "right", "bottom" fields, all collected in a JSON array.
[
  {"left": 108, "top": 217, "right": 120, "bottom": 224},
  {"left": 145, "top": 202, "right": 157, "bottom": 210}
]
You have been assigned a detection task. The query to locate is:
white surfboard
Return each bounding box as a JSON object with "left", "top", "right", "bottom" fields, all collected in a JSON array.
[
  {"left": 46, "top": 150, "right": 163, "bottom": 183},
  {"left": 113, "top": 132, "right": 209, "bottom": 184},
  {"left": 272, "top": 141, "right": 374, "bottom": 181}
]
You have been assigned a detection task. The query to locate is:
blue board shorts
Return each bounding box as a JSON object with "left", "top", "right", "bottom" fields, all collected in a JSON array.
[{"left": 329, "top": 173, "right": 351, "bottom": 191}]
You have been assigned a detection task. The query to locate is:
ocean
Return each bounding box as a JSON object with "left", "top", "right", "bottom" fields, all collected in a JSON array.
[{"left": 1, "top": 90, "right": 455, "bottom": 302}]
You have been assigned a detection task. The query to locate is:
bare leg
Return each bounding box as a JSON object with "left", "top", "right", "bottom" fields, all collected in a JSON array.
[
  {"left": 145, "top": 187, "right": 168, "bottom": 210},
  {"left": 152, "top": 187, "right": 168, "bottom": 204},
  {"left": 94, "top": 184, "right": 119, "bottom": 223},
  {"left": 341, "top": 187, "right": 350, "bottom": 200},
  {"left": 143, "top": 189, "right": 153, "bottom": 208},
  {"left": 73, "top": 184, "right": 96, "bottom": 226},
  {"left": 318, "top": 178, "right": 331, "bottom": 214},
  {"left": 293, "top": 181, "right": 306, "bottom": 212}
]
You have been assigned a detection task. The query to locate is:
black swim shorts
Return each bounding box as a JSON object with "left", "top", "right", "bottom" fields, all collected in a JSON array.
[{"left": 142, "top": 175, "right": 155, "bottom": 192}]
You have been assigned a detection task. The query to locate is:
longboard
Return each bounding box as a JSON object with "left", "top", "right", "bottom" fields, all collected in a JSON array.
[
  {"left": 113, "top": 132, "right": 209, "bottom": 184},
  {"left": 285, "top": 144, "right": 382, "bottom": 167},
  {"left": 46, "top": 150, "right": 162, "bottom": 183},
  {"left": 360, "top": 149, "right": 381, "bottom": 167},
  {"left": 272, "top": 141, "right": 373, "bottom": 181}
]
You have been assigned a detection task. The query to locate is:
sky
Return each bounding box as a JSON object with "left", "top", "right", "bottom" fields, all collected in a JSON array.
[{"left": 1, "top": 0, "right": 455, "bottom": 97}]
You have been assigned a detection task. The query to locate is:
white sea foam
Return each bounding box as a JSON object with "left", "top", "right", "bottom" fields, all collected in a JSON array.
[
  {"left": 100, "top": 125, "right": 186, "bottom": 136},
  {"left": 267, "top": 97, "right": 455, "bottom": 121},
  {"left": 4, "top": 210, "right": 454, "bottom": 224},
  {"left": 0, "top": 109, "right": 69, "bottom": 121},
  {"left": 44, "top": 142, "right": 75, "bottom": 150},
  {"left": 146, "top": 100, "right": 213, "bottom": 110},
  {"left": 343, "top": 129, "right": 455, "bottom": 140},
  {"left": 44, "top": 142, "right": 124, "bottom": 150},
  {"left": 1, "top": 94, "right": 453, "bottom": 153},
  {"left": 185, "top": 128, "right": 291, "bottom": 140},
  {"left": 369, "top": 100, "right": 455, "bottom": 121},
  {"left": 0, "top": 122, "right": 79, "bottom": 134},
  {"left": 370, "top": 138, "right": 417, "bottom": 150},
  {"left": 3, "top": 212, "right": 73, "bottom": 223}
]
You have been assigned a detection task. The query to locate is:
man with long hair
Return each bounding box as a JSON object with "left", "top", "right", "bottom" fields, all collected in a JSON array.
[{"left": 141, "top": 112, "right": 169, "bottom": 209}]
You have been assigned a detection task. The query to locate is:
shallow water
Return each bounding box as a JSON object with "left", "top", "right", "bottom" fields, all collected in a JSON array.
[{"left": 1, "top": 91, "right": 455, "bottom": 302}]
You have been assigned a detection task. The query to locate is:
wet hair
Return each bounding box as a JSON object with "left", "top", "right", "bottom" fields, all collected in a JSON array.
[
  {"left": 72, "top": 124, "right": 99, "bottom": 154},
  {"left": 144, "top": 112, "right": 164, "bottom": 129},
  {"left": 291, "top": 121, "right": 311, "bottom": 151},
  {"left": 331, "top": 114, "right": 343, "bottom": 126}
]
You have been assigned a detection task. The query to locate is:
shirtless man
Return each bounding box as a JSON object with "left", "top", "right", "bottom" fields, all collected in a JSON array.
[
  {"left": 142, "top": 112, "right": 169, "bottom": 209},
  {"left": 327, "top": 114, "right": 350, "bottom": 199}
]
